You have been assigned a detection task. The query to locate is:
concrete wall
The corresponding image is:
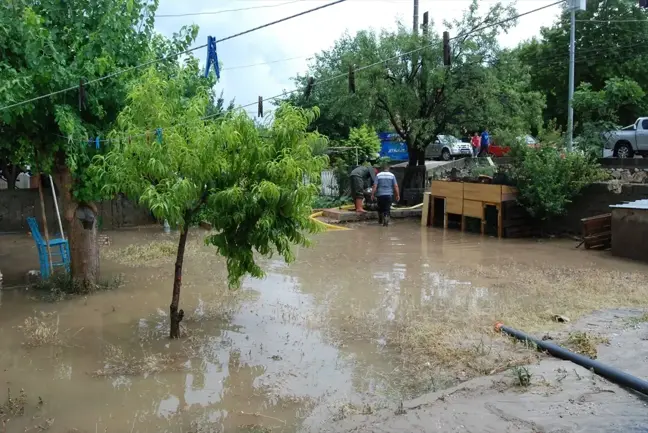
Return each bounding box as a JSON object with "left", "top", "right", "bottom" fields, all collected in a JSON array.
[
  {"left": 0, "top": 189, "right": 154, "bottom": 233},
  {"left": 551, "top": 182, "right": 648, "bottom": 234},
  {"left": 612, "top": 207, "right": 648, "bottom": 262}
]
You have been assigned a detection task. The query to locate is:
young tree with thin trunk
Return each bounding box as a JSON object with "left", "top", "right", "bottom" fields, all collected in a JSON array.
[{"left": 92, "top": 65, "right": 327, "bottom": 338}]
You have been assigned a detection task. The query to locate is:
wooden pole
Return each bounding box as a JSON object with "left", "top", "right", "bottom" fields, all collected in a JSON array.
[{"left": 38, "top": 175, "right": 54, "bottom": 275}]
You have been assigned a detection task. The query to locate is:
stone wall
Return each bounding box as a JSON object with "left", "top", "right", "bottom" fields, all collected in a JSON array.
[
  {"left": 0, "top": 189, "right": 154, "bottom": 233},
  {"left": 551, "top": 182, "right": 648, "bottom": 234}
]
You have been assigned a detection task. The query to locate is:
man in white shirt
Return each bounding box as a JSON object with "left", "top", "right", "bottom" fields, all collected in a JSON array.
[{"left": 371, "top": 162, "right": 400, "bottom": 226}]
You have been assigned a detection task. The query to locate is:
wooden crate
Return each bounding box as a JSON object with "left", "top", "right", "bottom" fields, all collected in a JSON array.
[
  {"left": 428, "top": 181, "right": 521, "bottom": 238},
  {"left": 581, "top": 213, "right": 611, "bottom": 250},
  {"left": 431, "top": 180, "right": 463, "bottom": 199}
]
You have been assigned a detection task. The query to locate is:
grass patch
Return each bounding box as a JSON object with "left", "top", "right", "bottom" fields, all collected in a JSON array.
[
  {"left": 510, "top": 366, "right": 532, "bottom": 387},
  {"left": 92, "top": 343, "right": 186, "bottom": 377},
  {"left": 18, "top": 312, "right": 61, "bottom": 347},
  {"left": 627, "top": 312, "right": 648, "bottom": 325},
  {"left": 102, "top": 240, "right": 180, "bottom": 265},
  {"left": 565, "top": 331, "right": 609, "bottom": 359},
  {"left": 0, "top": 388, "right": 27, "bottom": 419},
  {"left": 31, "top": 272, "right": 123, "bottom": 301}
]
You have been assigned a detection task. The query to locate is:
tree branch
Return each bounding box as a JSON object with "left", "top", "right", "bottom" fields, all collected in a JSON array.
[{"left": 376, "top": 95, "right": 407, "bottom": 141}]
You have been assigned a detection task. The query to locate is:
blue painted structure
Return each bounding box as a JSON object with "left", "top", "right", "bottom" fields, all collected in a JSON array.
[
  {"left": 26, "top": 217, "right": 70, "bottom": 279},
  {"left": 378, "top": 132, "right": 409, "bottom": 161}
]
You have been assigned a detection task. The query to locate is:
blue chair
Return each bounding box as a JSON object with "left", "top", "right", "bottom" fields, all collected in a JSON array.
[{"left": 26, "top": 217, "right": 71, "bottom": 279}]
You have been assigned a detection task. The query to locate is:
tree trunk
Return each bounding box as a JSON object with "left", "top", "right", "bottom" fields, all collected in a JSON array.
[
  {"left": 170, "top": 219, "right": 190, "bottom": 339},
  {"left": 55, "top": 166, "right": 99, "bottom": 287},
  {"left": 399, "top": 146, "right": 426, "bottom": 204},
  {"left": 0, "top": 163, "right": 20, "bottom": 190}
]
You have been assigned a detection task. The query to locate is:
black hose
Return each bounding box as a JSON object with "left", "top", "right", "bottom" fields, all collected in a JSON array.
[{"left": 495, "top": 322, "right": 648, "bottom": 396}]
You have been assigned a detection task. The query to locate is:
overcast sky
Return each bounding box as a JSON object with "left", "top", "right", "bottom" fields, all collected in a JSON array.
[{"left": 153, "top": 0, "right": 563, "bottom": 116}]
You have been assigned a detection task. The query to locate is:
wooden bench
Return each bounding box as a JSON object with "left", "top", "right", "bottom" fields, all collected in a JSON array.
[{"left": 581, "top": 213, "right": 611, "bottom": 250}]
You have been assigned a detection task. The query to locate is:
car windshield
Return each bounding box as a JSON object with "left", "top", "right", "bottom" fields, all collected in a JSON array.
[{"left": 437, "top": 135, "right": 459, "bottom": 145}]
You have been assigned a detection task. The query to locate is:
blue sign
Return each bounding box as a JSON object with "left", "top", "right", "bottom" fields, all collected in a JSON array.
[{"left": 378, "top": 132, "right": 408, "bottom": 161}]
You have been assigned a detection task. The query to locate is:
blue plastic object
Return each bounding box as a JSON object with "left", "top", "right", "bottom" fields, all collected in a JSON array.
[
  {"left": 26, "top": 217, "right": 70, "bottom": 279},
  {"left": 378, "top": 132, "right": 409, "bottom": 161},
  {"left": 205, "top": 36, "right": 220, "bottom": 79}
]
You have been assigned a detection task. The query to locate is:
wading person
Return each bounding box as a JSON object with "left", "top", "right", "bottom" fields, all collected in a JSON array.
[
  {"left": 371, "top": 162, "right": 400, "bottom": 226},
  {"left": 350, "top": 163, "right": 376, "bottom": 213}
]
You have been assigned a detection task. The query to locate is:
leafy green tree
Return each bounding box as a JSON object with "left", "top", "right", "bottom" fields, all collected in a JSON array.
[
  {"left": 92, "top": 67, "right": 327, "bottom": 338},
  {"left": 286, "top": 1, "right": 544, "bottom": 198},
  {"left": 572, "top": 77, "right": 646, "bottom": 156},
  {"left": 343, "top": 124, "right": 381, "bottom": 164},
  {"left": 517, "top": 0, "right": 648, "bottom": 129},
  {"left": 0, "top": 0, "right": 224, "bottom": 286}
]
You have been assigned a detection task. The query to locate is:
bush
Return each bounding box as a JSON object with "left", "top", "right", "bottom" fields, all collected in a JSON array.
[
  {"left": 311, "top": 195, "right": 352, "bottom": 209},
  {"left": 507, "top": 144, "right": 606, "bottom": 219}
]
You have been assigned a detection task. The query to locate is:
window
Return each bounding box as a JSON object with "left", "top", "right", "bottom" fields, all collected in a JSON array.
[{"left": 641, "top": 119, "right": 648, "bottom": 130}]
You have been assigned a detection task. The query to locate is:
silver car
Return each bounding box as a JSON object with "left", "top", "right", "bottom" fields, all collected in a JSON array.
[{"left": 425, "top": 135, "right": 474, "bottom": 161}]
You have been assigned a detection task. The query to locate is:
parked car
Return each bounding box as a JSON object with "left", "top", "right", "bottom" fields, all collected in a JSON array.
[
  {"left": 425, "top": 135, "right": 473, "bottom": 161},
  {"left": 488, "top": 135, "right": 538, "bottom": 157},
  {"left": 603, "top": 118, "right": 648, "bottom": 158}
]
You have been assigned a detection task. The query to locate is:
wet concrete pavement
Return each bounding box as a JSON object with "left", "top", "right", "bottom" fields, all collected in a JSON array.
[{"left": 0, "top": 222, "right": 647, "bottom": 431}]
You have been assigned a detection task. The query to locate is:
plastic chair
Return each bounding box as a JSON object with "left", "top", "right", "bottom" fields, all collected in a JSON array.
[{"left": 26, "top": 217, "right": 70, "bottom": 279}]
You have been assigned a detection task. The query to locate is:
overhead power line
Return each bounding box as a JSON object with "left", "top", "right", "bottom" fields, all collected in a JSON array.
[
  {"left": 0, "top": 0, "right": 348, "bottom": 112},
  {"left": 52, "top": 0, "right": 565, "bottom": 144},
  {"left": 238, "top": 0, "right": 566, "bottom": 110},
  {"left": 156, "top": 0, "right": 302, "bottom": 18}
]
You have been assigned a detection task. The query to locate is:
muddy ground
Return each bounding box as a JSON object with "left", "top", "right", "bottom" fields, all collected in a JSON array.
[
  {"left": 0, "top": 221, "right": 647, "bottom": 432},
  {"left": 323, "top": 308, "right": 648, "bottom": 433}
]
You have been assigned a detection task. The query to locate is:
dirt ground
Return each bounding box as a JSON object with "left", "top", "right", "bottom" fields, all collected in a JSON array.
[{"left": 324, "top": 309, "right": 648, "bottom": 433}]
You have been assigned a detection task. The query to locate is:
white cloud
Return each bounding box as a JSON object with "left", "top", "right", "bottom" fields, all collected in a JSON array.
[{"left": 155, "top": 0, "right": 562, "bottom": 113}]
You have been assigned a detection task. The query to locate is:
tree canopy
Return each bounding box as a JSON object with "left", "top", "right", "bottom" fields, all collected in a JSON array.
[
  {"left": 284, "top": 0, "right": 545, "bottom": 167},
  {"left": 92, "top": 65, "right": 327, "bottom": 337},
  {"left": 517, "top": 0, "right": 648, "bottom": 130}
]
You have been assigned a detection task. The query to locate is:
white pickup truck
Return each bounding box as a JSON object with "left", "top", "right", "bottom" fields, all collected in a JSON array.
[{"left": 604, "top": 117, "right": 648, "bottom": 158}]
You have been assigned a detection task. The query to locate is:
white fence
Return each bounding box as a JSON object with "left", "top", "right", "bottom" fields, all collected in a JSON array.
[{"left": 320, "top": 170, "right": 339, "bottom": 196}]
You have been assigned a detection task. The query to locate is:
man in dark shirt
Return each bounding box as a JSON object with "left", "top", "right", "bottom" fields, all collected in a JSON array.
[{"left": 350, "top": 164, "right": 376, "bottom": 213}]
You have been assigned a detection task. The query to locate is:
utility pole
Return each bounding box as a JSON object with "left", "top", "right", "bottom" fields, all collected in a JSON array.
[
  {"left": 413, "top": 0, "right": 419, "bottom": 34},
  {"left": 567, "top": 0, "right": 586, "bottom": 152}
]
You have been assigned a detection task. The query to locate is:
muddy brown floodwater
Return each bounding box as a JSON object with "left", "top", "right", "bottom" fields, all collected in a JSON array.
[{"left": 1, "top": 221, "right": 648, "bottom": 432}]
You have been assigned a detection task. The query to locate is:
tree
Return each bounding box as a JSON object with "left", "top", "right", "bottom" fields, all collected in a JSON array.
[
  {"left": 92, "top": 66, "right": 327, "bottom": 338},
  {"left": 516, "top": 0, "right": 648, "bottom": 129},
  {"left": 286, "top": 1, "right": 544, "bottom": 198},
  {"left": 0, "top": 0, "right": 210, "bottom": 286}
]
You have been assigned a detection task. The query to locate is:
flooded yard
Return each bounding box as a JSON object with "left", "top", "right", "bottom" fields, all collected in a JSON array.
[{"left": 1, "top": 221, "right": 648, "bottom": 432}]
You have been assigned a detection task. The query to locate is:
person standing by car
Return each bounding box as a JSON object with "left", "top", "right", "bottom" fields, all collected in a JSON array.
[
  {"left": 350, "top": 163, "right": 376, "bottom": 213},
  {"left": 470, "top": 132, "right": 480, "bottom": 157},
  {"left": 478, "top": 129, "right": 490, "bottom": 157},
  {"left": 371, "top": 162, "right": 400, "bottom": 226}
]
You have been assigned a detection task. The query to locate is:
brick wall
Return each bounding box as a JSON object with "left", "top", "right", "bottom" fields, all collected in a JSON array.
[{"left": 0, "top": 189, "right": 154, "bottom": 233}]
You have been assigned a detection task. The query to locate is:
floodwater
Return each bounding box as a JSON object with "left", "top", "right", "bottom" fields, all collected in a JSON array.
[{"left": 0, "top": 221, "right": 647, "bottom": 432}]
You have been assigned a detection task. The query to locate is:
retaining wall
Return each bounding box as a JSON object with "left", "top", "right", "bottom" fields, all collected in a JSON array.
[
  {"left": 0, "top": 189, "right": 154, "bottom": 233},
  {"left": 552, "top": 182, "right": 648, "bottom": 234}
]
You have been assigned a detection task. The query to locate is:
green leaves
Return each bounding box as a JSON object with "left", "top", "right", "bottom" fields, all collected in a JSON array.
[
  {"left": 508, "top": 143, "right": 606, "bottom": 219},
  {"left": 94, "top": 66, "right": 326, "bottom": 288}
]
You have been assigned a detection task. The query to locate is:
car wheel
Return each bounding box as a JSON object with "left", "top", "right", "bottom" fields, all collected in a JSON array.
[
  {"left": 441, "top": 148, "right": 452, "bottom": 161},
  {"left": 614, "top": 142, "right": 633, "bottom": 158}
]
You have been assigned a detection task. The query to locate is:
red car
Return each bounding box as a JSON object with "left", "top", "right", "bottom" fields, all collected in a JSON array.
[{"left": 489, "top": 135, "right": 538, "bottom": 157}]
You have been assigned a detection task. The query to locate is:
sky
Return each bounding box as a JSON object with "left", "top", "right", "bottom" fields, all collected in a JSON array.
[{"left": 153, "top": 0, "right": 564, "bottom": 116}]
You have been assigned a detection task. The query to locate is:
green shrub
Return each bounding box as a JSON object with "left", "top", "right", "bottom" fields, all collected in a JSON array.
[
  {"left": 508, "top": 143, "right": 606, "bottom": 219},
  {"left": 311, "top": 195, "right": 352, "bottom": 209}
]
